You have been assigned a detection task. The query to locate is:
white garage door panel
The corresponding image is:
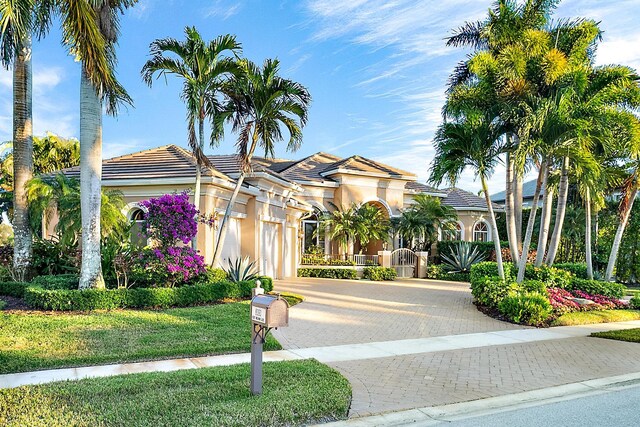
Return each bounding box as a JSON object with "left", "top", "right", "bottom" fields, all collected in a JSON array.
[
  {"left": 219, "top": 218, "right": 241, "bottom": 264},
  {"left": 261, "top": 222, "right": 280, "bottom": 278}
]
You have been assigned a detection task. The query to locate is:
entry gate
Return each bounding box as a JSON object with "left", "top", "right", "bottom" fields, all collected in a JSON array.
[{"left": 391, "top": 248, "right": 417, "bottom": 278}]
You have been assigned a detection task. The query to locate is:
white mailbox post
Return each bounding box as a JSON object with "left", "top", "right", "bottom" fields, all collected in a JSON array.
[{"left": 249, "top": 290, "right": 289, "bottom": 395}]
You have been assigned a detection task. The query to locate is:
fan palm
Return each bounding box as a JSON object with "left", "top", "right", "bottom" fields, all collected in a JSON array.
[
  {"left": 211, "top": 58, "right": 311, "bottom": 266},
  {"left": 141, "top": 27, "right": 241, "bottom": 241},
  {"left": 429, "top": 111, "right": 507, "bottom": 279}
]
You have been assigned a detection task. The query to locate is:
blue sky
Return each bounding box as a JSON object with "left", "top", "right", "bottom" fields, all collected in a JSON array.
[{"left": 1, "top": 0, "right": 639, "bottom": 192}]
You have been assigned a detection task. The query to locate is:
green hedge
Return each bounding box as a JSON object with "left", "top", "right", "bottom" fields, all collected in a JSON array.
[
  {"left": 564, "top": 278, "right": 625, "bottom": 299},
  {"left": 300, "top": 256, "right": 356, "bottom": 266},
  {"left": 30, "top": 274, "right": 79, "bottom": 290},
  {"left": 23, "top": 277, "right": 273, "bottom": 311},
  {"left": 0, "top": 281, "right": 28, "bottom": 298},
  {"left": 470, "top": 262, "right": 515, "bottom": 285},
  {"left": 362, "top": 267, "right": 396, "bottom": 281},
  {"left": 631, "top": 294, "right": 640, "bottom": 309},
  {"left": 297, "top": 268, "right": 358, "bottom": 280},
  {"left": 498, "top": 291, "right": 553, "bottom": 326},
  {"left": 438, "top": 271, "right": 471, "bottom": 282},
  {"left": 553, "top": 263, "right": 588, "bottom": 279},
  {"left": 524, "top": 265, "right": 573, "bottom": 288},
  {"left": 470, "top": 276, "right": 519, "bottom": 308}
]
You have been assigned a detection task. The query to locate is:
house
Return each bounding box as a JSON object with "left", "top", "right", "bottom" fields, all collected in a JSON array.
[
  {"left": 490, "top": 179, "right": 542, "bottom": 207},
  {"left": 52, "top": 145, "right": 503, "bottom": 278}
]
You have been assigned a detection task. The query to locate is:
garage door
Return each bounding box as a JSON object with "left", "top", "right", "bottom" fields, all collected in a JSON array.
[
  {"left": 218, "top": 218, "right": 241, "bottom": 264},
  {"left": 261, "top": 222, "right": 280, "bottom": 278}
]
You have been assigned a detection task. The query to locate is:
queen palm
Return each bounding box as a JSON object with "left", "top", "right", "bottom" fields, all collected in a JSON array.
[
  {"left": 211, "top": 58, "right": 311, "bottom": 266},
  {"left": 77, "top": 0, "right": 137, "bottom": 289},
  {"left": 141, "top": 27, "right": 241, "bottom": 249},
  {"left": 429, "top": 111, "right": 506, "bottom": 279}
]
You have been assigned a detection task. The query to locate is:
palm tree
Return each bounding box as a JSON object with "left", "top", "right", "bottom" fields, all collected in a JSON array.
[
  {"left": 26, "top": 173, "right": 126, "bottom": 247},
  {"left": 320, "top": 204, "right": 359, "bottom": 257},
  {"left": 353, "top": 203, "right": 390, "bottom": 251},
  {"left": 397, "top": 194, "right": 457, "bottom": 251},
  {"left": 429, "top": 111, "right": 506, "bottom": 279},
  {"left": 77, "top": 0, "right": 136, "bottom": 289},
  {"left": 211, "top": 58, "right": 311, "bottom": 267},
  {"left": 141, "top": 27, "right": 241, "bottom": 249}
]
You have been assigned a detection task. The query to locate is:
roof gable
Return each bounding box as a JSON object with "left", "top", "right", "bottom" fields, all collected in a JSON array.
[{"left": 320, "top": 155, "right": 415, "bottom": 178}]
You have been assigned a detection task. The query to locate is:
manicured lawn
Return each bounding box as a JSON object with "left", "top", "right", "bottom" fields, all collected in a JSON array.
[
  {"left": 591, "top": 328, "right": 640, "bottom": 343},
  {"left": 551, "top": 310, "right": 640, "bottom": 326},
  {"left": 0, "top": 302, "right": 281, "bottom": 374},
  {"left": 0, "top": 360, "right": 352, "bottom": 427}
]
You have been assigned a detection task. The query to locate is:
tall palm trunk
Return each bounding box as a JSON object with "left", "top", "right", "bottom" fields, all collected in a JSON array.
[
  {"left": 514, "top": 169, "right": 523, "bottom": 251},
  {"left": 545, "top": 156, "right": 569, "bottom": 265},
  {"left": 535, "top": 163, "right": 553, "bottom": 266},
  {"left": 481, "top": 174, "right": 504, "bottom": 280},
  {"left": 212, "top": 129, "right": 259, "bottom": 267},
  {"left": 505, "top": 151, "right": 519, "bottom": 263},
  {"left": 192, "top": 115, "right": 204, "bottom": 250},
  {"left": 79, "top": 68, "right": 105, "bottom": 289},
  {"left": 585, "top": 189, "right": 594, "bottom": 280},
  {"left": 516, "top": 162, "right": 545, "bottom": 283},
  {"left": 12, "top": 37, "right": 33, "bottom": 281},
  {"left": 605, "top": 187, "right": 638, "bottom": 281}
]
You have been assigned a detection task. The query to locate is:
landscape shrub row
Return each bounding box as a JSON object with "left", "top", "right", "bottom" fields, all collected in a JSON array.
[
  {"left": 297, "top": 268, "right": 358, "bottom": 280},
  {"left": 362, "top": 267, "right": 397, "bottom": 281},
  {"left": 425, "top": 265, "right": 470, "bottom": 282},
  {"left": 21, "top": 277, "right": 273, "bottom": 311},
  {"left": 469, "top": 262, "right": 631, "bottom": 326},
  {"left": 300, "top": 256, "right": 356, "bottom": 266}
]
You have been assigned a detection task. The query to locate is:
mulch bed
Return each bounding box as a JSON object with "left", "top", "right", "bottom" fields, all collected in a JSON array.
[{"left": 0, "top": 295, "right": 30, "bottom": 311}]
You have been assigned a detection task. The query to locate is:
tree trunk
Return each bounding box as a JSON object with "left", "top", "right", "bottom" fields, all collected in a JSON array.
[
  {"left": 545, "top": 156, "right": 569, "bottom": 265},
  {"left": 79, "top": 68, "right": 105, "bottom": 289},
  {"left": 514, "top": 169, "right": 523, "bottom": 251},
  {"left": 505, "top": 151, "right": 519, "bottom": 263},
  {"left": 481, "top": 174, "right": 505, "bottom": 280},
  {"left": 605, "top": 187, "right": 638, "bottom": 281},
  {"left": 192, "top": 117, "right": 204, "bottom": 250},
  {"left": 516, "top": 161, "right": 545, "bottom": 283},
  {"left": 211, "top": 172, "right": 245, "bottom": 267},
  {"left": 12, "top": 38, "right": 33, "bottom": 282},
  {"left": 535, "top": 163, "right": 553, "bottom": 266},
  {"left": 585, "top": 189, "right": 594, "bottom": 280}
]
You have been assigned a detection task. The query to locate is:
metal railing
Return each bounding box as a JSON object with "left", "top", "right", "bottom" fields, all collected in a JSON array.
[{"left": 300, "top": 254, "right": 380, "bottom": 266}]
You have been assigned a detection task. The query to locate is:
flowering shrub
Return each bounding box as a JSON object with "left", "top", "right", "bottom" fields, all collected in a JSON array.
[
  {"left": 133, "top": 246, "right": 205, "bottom": 287},
  {"left": 140, "top": 192, "right": 198, "bottom": 247},
  {"left": 547, "top": 287, "right": 580, "bottom": 314},
  {"left": 571, "top": 290, "right": 627, "bottom": 310}
]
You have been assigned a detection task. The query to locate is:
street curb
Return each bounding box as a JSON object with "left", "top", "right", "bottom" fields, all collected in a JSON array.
[{"left": 320, "top": 371, "right": 640, "bottom": 426}]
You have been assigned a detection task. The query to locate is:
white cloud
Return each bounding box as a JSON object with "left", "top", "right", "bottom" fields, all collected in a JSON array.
[
  {"left": 204, "top": 1, "right": 243, "bottom": 20},
  {"left": 102, "top": 139, "right": 149, "bottom": 160}
]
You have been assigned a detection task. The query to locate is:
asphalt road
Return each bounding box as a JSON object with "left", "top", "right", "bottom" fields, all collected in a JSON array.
[{"left": 448, "top": 384, "right": 640, "bottom": 427}]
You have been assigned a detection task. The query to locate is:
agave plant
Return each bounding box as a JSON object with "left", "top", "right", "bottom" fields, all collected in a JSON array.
[
  {"left": 440, "top": 241, "right": 486, "bottom": 273},
  {"left": 225, "top": 256, "right": 259, "bottom": 282}
]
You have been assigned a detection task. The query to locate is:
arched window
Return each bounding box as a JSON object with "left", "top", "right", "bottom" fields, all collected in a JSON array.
[
  {"left": 128, "top": 207, "right": 146, "bottom": 247},
  {"left": 443, "top": 222, "right": 463, "bottom": 241},
  {"left": 473, "top": 221, "right": 490, "bottom": 242},
  {"left": 302, "top": 209, "right": 324, "bottom": 253}
]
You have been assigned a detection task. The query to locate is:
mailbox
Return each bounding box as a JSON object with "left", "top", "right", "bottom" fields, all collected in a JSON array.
[{"left": 251, "top": 294, "right": 289, "bottom": 328}]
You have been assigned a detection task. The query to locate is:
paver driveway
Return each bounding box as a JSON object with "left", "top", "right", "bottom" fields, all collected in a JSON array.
[
  {"left": 273, "top": 277, "right": 523, "bottom": 349},
  {"left": 272, "top": 277, "right": 640, "bottom": 418}
]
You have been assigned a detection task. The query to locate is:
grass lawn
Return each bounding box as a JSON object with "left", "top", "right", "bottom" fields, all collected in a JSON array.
[
  {"left": 0, "top": 360, "right": 351, "bottom": 427},
  {"left": 0, "top": 302, "right": 282, "bottom": 375},
  {"left": 551, "top": 310, "right": 640, "bottom": 326},
  {"left": 591, "top": 328, "right": 640, "bottom": 343}
]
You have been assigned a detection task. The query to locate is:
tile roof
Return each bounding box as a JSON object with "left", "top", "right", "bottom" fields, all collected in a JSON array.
[
  {"left": 442, "top": 187, "right": 503, "bottom": 211},
  {"left": 207, "top": 154, "right": 298, "bottom": 186},
  {"left": 405, "top": 181, "right": 444, "bottom": 194},
  {"left": 61, "top": 145, "right": 230, "bottom": 181},
  {"left": 320, "top": 155, "right": 415, "bottom": 178},
  {"left": 490, "top": 179, "right": 543, "bottom": 202}
]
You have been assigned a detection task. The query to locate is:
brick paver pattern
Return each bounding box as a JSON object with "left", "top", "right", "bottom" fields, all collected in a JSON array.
[{"left": 273, "top": 278, "right": 525, "bottom": 348}]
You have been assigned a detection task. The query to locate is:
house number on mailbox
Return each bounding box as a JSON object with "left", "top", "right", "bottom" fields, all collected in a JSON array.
[{"left": 251, "top": 306, "right": 265, "bottom": 324}]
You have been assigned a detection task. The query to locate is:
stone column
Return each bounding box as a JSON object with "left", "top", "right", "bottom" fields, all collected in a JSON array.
[
  {"left": 416, "top": 251, "right": 429, "bottom": 278},
  {"left": 378, "top": 250, "right": 392, "bottom": 268}
]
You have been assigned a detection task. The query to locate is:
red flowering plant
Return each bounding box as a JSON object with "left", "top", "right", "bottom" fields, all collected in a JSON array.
[
  {"left": 570, "top": 290, "right": 628, "bottom": 310},
  {"left": 132, "top": 192, "right": 205, "bottom": 287},
  {"left": 547, "top": 287, "right": 580, "bottom": 314}
]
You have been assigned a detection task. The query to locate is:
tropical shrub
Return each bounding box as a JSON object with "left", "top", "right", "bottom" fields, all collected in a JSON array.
[
  {"left": 470, "top": 276, "right": 519, "bottom": 308},
  {"left": 630, "top": 294, "right": 640, "bottom": 309},
  {"left": 23, "top": 277, "right": 274, "bottom": 311},
  {"left": 362, "top": 267, "right": 397, "bottom": 281},
  {"left": 224, "top": 256, "right": 258, "bottom": 283},
  {"left": 0, "top": 281, "right": 28, "bottom": 298},
  {"left": 139, "top": 192, "right": 198, "bottom": 246},
  {"left": 297, "top": 268, "right": 358, "bottom": 280},
  {"left": 554, "top": 263, "right": 589, "bottom": 279},
  {"left": 131, "top": 247, "right": 205, "bottom": 288},
  {"left": 437, "top": 240, "right": 508, "bottom": 261},
  {"left": 441, "top": 241, "right": 486, "bottom": 273},
  {"left": 438, "top": 271, "right": 471, "bottom": 282},
  {"left": 570, "top": 290, "right": 627, "bottom": 309},
  {"left": 425, "top": 264, "right": 443, "bottom": 279},
  {"left": 564, "top": 278, "right": 625, "bottom": 299},
  {"left": 300, "top": 255, "right": 355, "bottom": 266},
  {"left": 470, "top": 261, "right": 515, "bottom": 285},
  {"left": 498, "top": 292, "right": 553, "bottom": 326},
  {"left": 523, "top": 264, "right": 573, "bottom": 288},
  {"left": 547, "top": 287, "right": 580, "bottom": 314},
  {"left": 0, "top": 300, "right": 5, "bottom": 310},
  {"left": 31, "top": 239, "right": 79, "bottom": 276},
  {"left": 521, "top": 279, "right": 546, "bottom": 294},
  {"left": 190, "top": 267, "right": 228, "bottom": 286},
  {"left": 31, "top": 274, "right": 78, "bottom": 290}
]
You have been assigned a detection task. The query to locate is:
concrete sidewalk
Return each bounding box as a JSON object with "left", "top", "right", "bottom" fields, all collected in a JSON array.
[{"left": 2, "top": 320, "right": 639, "bottom": 389}]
